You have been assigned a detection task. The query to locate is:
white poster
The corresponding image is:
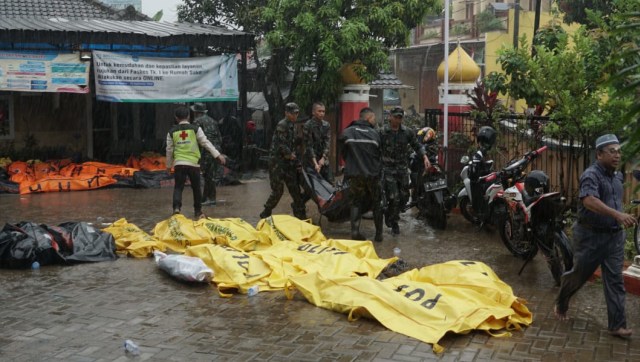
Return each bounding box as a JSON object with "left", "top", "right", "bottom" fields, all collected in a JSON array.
[
  {"left": 0, "top": 52, "right": 90, "bottom": 93},
  {"left": 93, "top": 51, "right": 239, "bottom": 103}
]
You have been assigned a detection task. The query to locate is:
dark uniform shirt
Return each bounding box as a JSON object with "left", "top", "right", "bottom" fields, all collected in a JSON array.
[
  {"left": 270, "top": 118, "right": 297, "bottom": 166},
  {"left": 577, "top": 162, "right": 624, "bottom": 229},
  {"left": 379, "top": 124, "right": 424, "bottom": 174}
]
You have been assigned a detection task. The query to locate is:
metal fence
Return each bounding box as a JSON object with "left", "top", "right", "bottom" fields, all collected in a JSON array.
[{"left": 424, "top": 109, "right": 604, "bottom": 205}]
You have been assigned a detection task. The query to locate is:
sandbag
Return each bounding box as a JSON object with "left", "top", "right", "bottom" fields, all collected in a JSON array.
[{"left": 154, "top": 250, "right": 213, "bottom": 282}]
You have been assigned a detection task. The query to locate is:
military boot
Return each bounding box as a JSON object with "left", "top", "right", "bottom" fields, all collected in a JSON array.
[
  {"left": 350, "top": 206, "right": 366, "bottom": 240},
  {"left": 292, "top": 203, "right": 307, "bottom": 220},
  {"left": 259, "top": 208, "right": 272, "bottom": 219}
]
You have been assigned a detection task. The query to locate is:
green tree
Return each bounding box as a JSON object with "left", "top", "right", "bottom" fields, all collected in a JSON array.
[
  {"left": 556, "top": 0, "right": 612, "bottom": 26},
  {"left": 493, "top": 27, "right": 632, "bottom": 192},
  {"left": 606, "top": 5, "right": 640, "bottom": 164},
  {"left": 495, "top": 36, "right": 545, "bottom": 109},
  {"left": 178, "top": 0, "right": 438, "bottom": 122}
]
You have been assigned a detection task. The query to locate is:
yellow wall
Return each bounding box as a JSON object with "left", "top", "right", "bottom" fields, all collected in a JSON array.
[{"left": 485, "top": 9, "right": 580, "bottom": 112}]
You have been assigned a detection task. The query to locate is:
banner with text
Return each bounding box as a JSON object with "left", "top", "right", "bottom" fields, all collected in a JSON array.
[
  {"left": 0, "top": 52, "right": 89, "bottom": 93},
  {"left": 93, "top": 51, "right": 238, "bottom": 103}
]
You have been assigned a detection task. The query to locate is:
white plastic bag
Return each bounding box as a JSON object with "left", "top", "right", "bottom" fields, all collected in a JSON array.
[{"left": 153, "top": 250, "right": 214, "bottom": 282}]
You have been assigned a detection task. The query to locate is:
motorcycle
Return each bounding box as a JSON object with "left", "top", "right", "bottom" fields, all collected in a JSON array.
[
  {"left": 513, "top": 171, "right": 574, "bottom": 286},
  {"left": 457, "top": 146, "right": 547, "bottom": 235},
  {"left": 407, "top": 146, "right": 456, "bottom": 229}
]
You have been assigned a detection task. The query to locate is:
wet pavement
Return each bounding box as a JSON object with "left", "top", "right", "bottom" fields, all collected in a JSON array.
[{"left": 1, "top": 171, "right": 640, "bottom": 361}]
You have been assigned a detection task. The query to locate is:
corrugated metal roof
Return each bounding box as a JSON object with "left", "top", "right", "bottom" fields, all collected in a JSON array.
[
  {"left": 370, "top": 72, "right": 414, "bottom": 90},
  {"left": 0, "top": 17, "right": 255, "bottom": 50},
  {"left": 0, "top": 0, "right": 137, "bottom": 20}
]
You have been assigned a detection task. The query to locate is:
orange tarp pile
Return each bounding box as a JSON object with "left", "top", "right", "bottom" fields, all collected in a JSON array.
[
  {"left": 5, "top": 156, "right": 168, "bottom": 195},
  {"left": 126, "top": 153, "right": 167, "bottom": 171}
]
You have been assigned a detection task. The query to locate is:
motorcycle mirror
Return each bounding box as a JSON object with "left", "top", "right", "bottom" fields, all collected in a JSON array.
[{"left": 460, "top": 156, "right": 470, "bottom": 164}]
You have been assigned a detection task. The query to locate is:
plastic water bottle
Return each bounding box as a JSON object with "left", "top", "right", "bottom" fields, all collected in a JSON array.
[
  {"left": 247, "top": 285, "right": 259, "bottom": 297},
  {"left": 124, "top": 339, "right": 140, "bottom": 356},
  {"left": 31, "top": 261, "right": 40, "bottom": 270},
  {"left": 393, "top": 247, "right": 401, "bottom": 257}
]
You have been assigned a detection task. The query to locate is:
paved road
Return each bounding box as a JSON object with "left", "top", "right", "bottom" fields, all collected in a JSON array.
[{"left": 1, "top": 174, "right": 639, "bottom": 361}]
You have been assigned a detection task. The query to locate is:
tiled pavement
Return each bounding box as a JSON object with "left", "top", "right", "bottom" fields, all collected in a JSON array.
[{"left": 1, "top": 177, "right": 640, "bottom": 361}]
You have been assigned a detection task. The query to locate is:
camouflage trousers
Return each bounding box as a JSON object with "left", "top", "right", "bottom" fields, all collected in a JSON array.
[
  {"left": 201, "top": 154, "right": 221, "bottom": 202},
  {"left": 348, "top": 176, "right": 383, "bottom": 215},
  {"left": 383, "top": 170, "right": 410, "bottom": 225},
  {"left": 264, "top": 161, "right": 306, "bottom": 218}
]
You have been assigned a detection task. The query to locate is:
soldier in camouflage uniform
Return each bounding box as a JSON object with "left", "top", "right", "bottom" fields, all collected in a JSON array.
[
  {"left": 379, "top": 106, "right": 430, "bottom": 235},
  {"left": 192, "top": 103, "right": 223, "bottom": 206},
  {"left": 303, "top": 102, "right": 334, "bottom": 184},
  {"left": 338, "top": 107, "right": 383, "bottom": 242},
  {"left": 259, "top": 103, "right": 307, "bottom": 220}
]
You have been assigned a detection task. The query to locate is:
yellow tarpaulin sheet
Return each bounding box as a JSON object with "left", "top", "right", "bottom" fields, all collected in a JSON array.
[
  {"left": 185, "top": 244, "right": 272, "bottom": 296},
  {"left": 251, "top": 238, "right": 394, "bottom": 289},
  {"left": 287, "top": 260, "right": 532, "bottom": 353},
  {"left": 106, "top": 215, "right": 532, "bottom": 353},
  {"left": 257, "top": 214, "right": 326, "bottom": 243},
  {"left": 194, "top": 217, "right": 272, "bottom": 251},
  {"left": 102, "top": 218, "right": 165, "bottom": 258},
  {"left": 152, "top": 214, "right": 212, "bottom": 253}
]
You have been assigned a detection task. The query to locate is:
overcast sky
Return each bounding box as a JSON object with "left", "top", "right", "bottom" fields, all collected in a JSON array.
[{"left": 141, "top": 0, "right": 180, "bottom": 22}]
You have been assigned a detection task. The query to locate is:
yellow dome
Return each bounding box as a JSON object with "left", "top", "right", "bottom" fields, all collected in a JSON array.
[
  {"left": 437, "top": 45, "right": 481, "bottom": 83},
  {"left": 340, "top": 62, "right": 366, "bottom": 85}
]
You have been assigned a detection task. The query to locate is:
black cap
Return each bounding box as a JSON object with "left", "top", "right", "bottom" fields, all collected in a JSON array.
[{"left": 391, "top": 106, "right": 404, "bottom": 117}]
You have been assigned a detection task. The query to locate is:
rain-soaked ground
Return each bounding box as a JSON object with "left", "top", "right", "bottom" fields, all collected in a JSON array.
[{"left": 1, "top": 170, "right": 639, "bottom": 361}]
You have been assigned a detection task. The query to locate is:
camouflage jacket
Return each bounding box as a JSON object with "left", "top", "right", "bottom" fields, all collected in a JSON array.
[
  {"left": 302, "top": 117, "right": 331, "bottom": 165},
  {"left": 269, "top": 118, "right": 297, "bottom": 166},
  {"left": 379, "top": 124, "right": 424, "bottom": 173},
  {"left": 193, "top": 115, "right": 222, "bottom": 148}
]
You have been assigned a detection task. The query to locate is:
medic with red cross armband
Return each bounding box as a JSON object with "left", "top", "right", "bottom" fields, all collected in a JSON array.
[{"left": 166, "top": 106, "right": 225, "bottom": 220}]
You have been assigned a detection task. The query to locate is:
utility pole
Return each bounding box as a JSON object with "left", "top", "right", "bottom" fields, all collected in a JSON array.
[
  {"left": 513, "top": 0, "right": 520, "bottom": 48},
  {"left": 532, "top": 0, "right": 542, "bottom": 56}
]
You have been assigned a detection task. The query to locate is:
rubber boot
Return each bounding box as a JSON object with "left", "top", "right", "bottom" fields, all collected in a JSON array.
[
  {"left": 350, "top": 206, "right": 366, "bottom": 240},
  {"left": 292, "top": 203, "right": 307, "bottom": 220},
  {"left": 373, "top": 207, "right": 383, "bottom": 242}
]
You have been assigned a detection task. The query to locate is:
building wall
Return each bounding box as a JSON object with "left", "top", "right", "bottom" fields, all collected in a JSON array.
[
  {"left": 390, "top": 41, "right": 485, "bottom": 114},
  {"left": 0, "top": 92, "right": 89, "bottom": 160},
  {"left": 485, "top": 9, "right": 580, "bottom": 111},
  {"left": 452, "top": 0, "right": 553, "bottom": 22}
]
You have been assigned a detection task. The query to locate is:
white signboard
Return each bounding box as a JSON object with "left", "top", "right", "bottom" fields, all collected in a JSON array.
[
  {"left": 93, "top": 51, "right": 239, "bottom": 103},
  {"left": 0, "top": 52, "right": 90, "bottom": 93}
]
